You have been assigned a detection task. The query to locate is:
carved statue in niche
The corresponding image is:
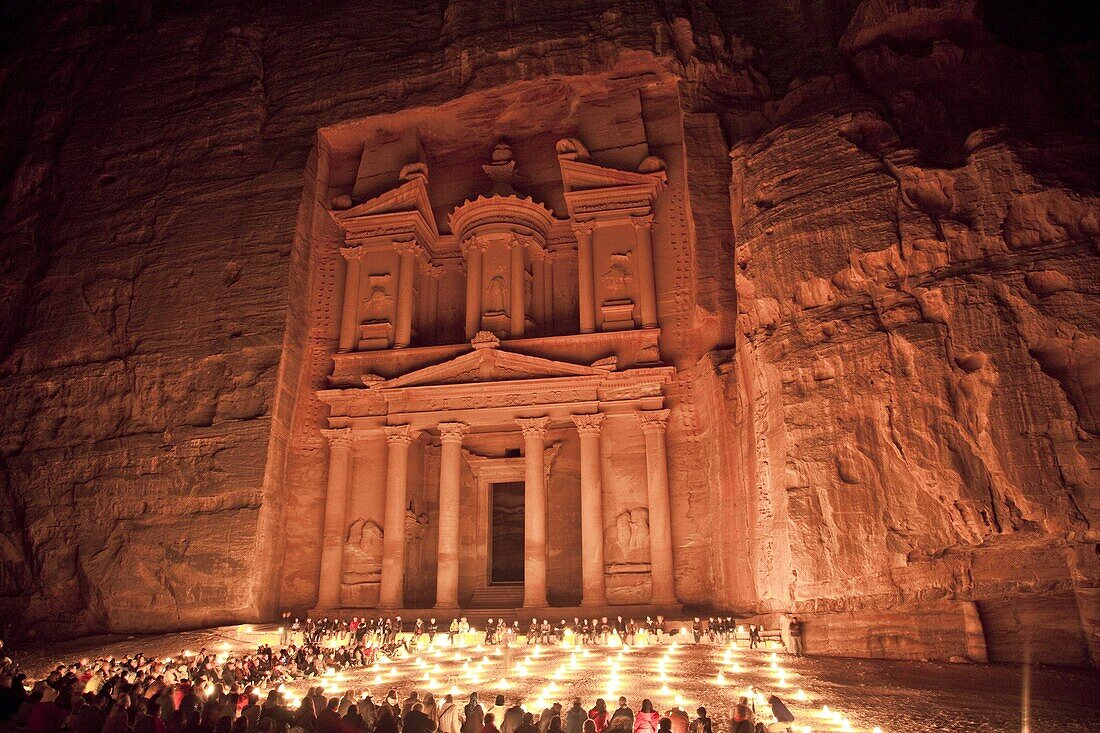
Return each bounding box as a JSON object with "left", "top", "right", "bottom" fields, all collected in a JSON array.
[
  {"left": 611, "top": 507, "right": 650, "bottom": 562},
  {"left": 361, "top": 274, "right": 394, "bottom": 318},
  {"left": 405, "top": 500, "right": 429, "bottom": 544},
  {"left": 524, "top": 267, "right": 532, "bottom": 311},
  {"left": 486, "top": 273, "right": 508, "bottom": 314},
  {"left": 601, "top": 252, "right": 634, "bottom": 300},
  {"left": 343, "top": 517, "right": 383, "bottom": 579}
]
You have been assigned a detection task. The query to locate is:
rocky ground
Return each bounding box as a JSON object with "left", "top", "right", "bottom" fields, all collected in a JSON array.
[{"left": 9, "top": 625, "right": 1100, "bottom": 733}]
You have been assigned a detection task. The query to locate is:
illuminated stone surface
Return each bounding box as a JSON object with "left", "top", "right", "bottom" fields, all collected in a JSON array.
[
  {"left": 0, "top": 1, "right": 1096, "bottom": 667},
  {"left": 10, "top": 627, "right": 1100, "bottom": 732}
]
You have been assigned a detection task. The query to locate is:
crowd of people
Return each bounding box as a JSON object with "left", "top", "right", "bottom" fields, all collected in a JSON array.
[
  {"left": 280, "top": 616, "right": 798, "bottom": 656},
  {"left": 0, "top": 615, "right": 803, "bottom": 733}
]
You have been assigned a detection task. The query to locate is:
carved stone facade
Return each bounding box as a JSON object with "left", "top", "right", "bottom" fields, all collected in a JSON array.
[{"left": 294, "top": 94, "right": 701, "bottom": 613}]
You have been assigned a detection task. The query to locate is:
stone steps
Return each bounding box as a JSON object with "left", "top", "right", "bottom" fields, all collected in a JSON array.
[{"left": 468, "top": 584, "right": 525, "bottom": 608}]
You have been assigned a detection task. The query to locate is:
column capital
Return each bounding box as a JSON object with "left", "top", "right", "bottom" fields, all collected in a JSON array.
[
  {"left": 339, "top": 246, "right": 365, "bottom": 261},
  {"left": 460, "top": 235, "right": 488, "bottom": 257},
  {"left": 437, "top": 422, "right": 470, "bottom": 444},
  {"left": 635, "top": 408, "right": 670, "bottom": 434},
  {"left": 630, "top": 214, "right": 655, "bottom": 230},
  {"left": 571, "top": 413, "right": 605, "bottom": 437},
  {"left": 321, "top": 427, "right": 354, "bottom": 448},
  {"left": 393, "top": 238, "right": 421, "bottom": 258},
  {"left": 418, "top": 259, "right": 440, "bottom": 278},
  {"left": 571, "top": 219, "right": 597, "bottom": 237},
  {"left": 384, "top": 424, "right": 421, "bottom": 445},
  {"left": 516, "top": 416, "right": 551, "bottom": 438}
]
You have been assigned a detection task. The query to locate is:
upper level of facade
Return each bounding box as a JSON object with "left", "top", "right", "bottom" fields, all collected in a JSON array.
[{"left": 324, "top": 134, "right": 671, "bottom": 386}]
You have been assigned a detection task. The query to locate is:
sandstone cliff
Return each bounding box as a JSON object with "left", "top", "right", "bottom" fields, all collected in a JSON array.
[{"left": 0, "top": 1, "right": 1095, "bottom": 664}]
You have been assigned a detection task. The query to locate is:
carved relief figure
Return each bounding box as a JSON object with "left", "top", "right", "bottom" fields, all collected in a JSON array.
[
  {"left": 361, "top": 274, "right": 394, "bottom": 318},
  {"left": 346, "top": 517, "right": 384, "bottom": 557},
  {"left": 405, "top": 501, "right": 429, "bottom": 543},
  {"left": 486, "top": 274, "right": 508, "bottom": 313},
  {"left": 342, "top": 517, "right": 383, "bottom": 581},
  {"left": 612, "top": 506, "right": 650, "bottom": 562},
  {"left": 601, "top": 251, "right": 634, "bottom": 300}
]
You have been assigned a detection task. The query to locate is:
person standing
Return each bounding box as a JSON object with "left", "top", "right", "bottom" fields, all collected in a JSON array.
[
  {"left": 438, "top": 695, "right": 464, "bottom": 733},
  {"left": 500, "top": 701, "right": 525, "bottom": 733},
  {"left": 487, "top": 697, "right": 507, "bottom": 731},
  {"left": 422, "top": 694, "right": 438, "bottom": 723},
  {"left": 788, "top": 618, "right": 804, "bottom": 657},
  {"left": 538, "top": 704, "right": 561, "bottom": 733},
  {"left": 461, "top": 694, "right": 484, "bottom": 733}
]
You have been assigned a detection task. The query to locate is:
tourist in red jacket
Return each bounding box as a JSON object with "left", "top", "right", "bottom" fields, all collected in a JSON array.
[
  {"left": 587, "top": 700, "right": 608, "bottom": 733},
  {"left": 631, "top": 700, "right": 659, "bottom": 733}
]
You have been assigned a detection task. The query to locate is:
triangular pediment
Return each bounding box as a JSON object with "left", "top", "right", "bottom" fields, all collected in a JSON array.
[
  {"left": 376, "top": 348, "right": 606, "bottom": 390},
  {"left": 558, "top": 158, "right": 664, "bottom": 194},
  {"left": 331, "top": 176, "right": 439, "bottom": 240}
]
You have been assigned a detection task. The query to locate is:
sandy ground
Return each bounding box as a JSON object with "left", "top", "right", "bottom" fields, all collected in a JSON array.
[{"left": 7, "top": 625, "right": 1100, "bottom": 733}]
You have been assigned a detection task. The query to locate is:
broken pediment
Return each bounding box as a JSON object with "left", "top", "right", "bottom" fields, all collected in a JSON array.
[
  {"left": 373, "top": 347, "right": 607, "bottom": 390},
  {"left": 330, "top": 173, "right": 439, "bottom": 247},
  {"left": 557, "top": 152, "right": 667, "bottom": 221}
]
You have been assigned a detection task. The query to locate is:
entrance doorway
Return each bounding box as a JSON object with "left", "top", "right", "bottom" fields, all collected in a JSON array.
[{"left": 490, "top": 481, "right": 525, "bottom": 584}]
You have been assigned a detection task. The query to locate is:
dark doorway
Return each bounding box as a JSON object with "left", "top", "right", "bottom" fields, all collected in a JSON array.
[{"left": 490, "top": 481, "right": 525, "bottom": 584}]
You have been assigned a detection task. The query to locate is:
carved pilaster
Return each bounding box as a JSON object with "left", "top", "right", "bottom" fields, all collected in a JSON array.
[
  {"left": 630, "top": 215, "right": 658, "bottom": 328},
  {"left": 572, "top": 219, "right": 597, "bottom": 334}
]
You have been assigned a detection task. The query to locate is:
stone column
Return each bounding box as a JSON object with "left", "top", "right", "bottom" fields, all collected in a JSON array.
[
  {"left": 572, "top": 414, "right": 606, "bottom": 607},
  {"left": 516, "top": 416, "right": 551, "bottom": 607},
  {"left": 338, "top": 248, "right": 362, "bottom": 352},
  {"left": 572, "top": 220, "right": 596, "bottom": 333},
  {"left": 636, "top": 409, "right": 676, "bottom": 604},
  {"left": 531, "top": 252, "right": 545, "bottom": 329},
  {"left": 543, "top": 251, "right": 554, "bottom": 334},
  {"left": 435, "top": 422, "right": 469, "bottom": 609},
  {"left": 631, "top": 214, "right": 658, "bottom": 328},
  {"left": 509, "top": 237, "right": 526, "bottom": 338},
  {"left": 463, "top": 238, "right": 483, "bottom": 340},
  {"left": 317, "top": 428, "right": 353, "bottom": 608},
  {"left": 393, "top": 240, "right": 419, "bottom": 348},
  {"left": 417, "top": 260, "right": 436, "bottom": 344},
  {"left": 379, "top": 424, "right": 420, "bottom": 608}
]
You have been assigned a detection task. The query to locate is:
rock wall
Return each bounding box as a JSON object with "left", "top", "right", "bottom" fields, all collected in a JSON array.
[
  {"left": 720, "top": 1, "right": 1100, "bottom": 665},
  {"left": 0, "top": 0, "right": 1095, "bottom": 664}
]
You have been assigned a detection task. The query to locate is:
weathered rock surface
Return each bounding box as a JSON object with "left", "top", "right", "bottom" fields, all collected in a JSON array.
[{"left": 0, "top": 1, "right": 1095, "bottom": 664}]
